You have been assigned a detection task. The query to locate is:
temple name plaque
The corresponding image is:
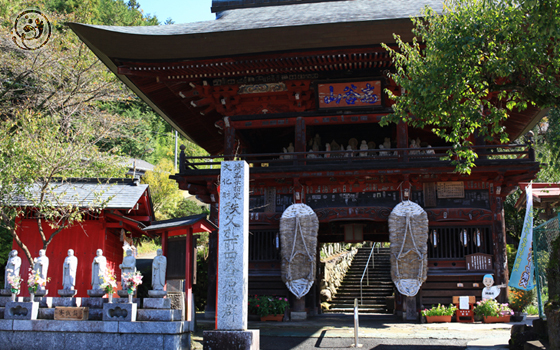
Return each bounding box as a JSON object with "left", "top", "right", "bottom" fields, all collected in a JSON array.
[{"left": 437, "top": 182, "right": 465, "bottom": 199}]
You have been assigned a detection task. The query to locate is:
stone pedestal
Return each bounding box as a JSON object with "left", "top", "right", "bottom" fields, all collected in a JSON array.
[
  {"left": 137, "top": 309, "right": 181, "bottom": 322},
  {"left": 51, "top": 297, "right": 81, "bottom": 307},
  {"left": 24, "top": 296, "right": 52, "bottom": 308},
  {"left": 5, "top": 301, "right": 39, "bottom": 320},
  {"left": 87, "top": 289, "right": 105, "bottom": 297},
  {"left": 144, "top": 298, "right": 171, "bottom": 309},
  {"left": 290, "top": 311, "right": 307, "bottom": 321},
  {"left": 34, "top": 290, "right": 48, "bottom": 297},
  {"left": 80, "top": 297, "right": 107, "bottom": 309},
  {"left": 403, "top": 296, "right": 418, "bottom": 321},
  {"left": 148, "top": 290, "right": 167, "bottom": 298},
  {"left": 102, "top": 302, "right": 137, "bottom": 322},
  {"left": 203, "top": 330, "right": 259, "bottom": 350},
  {"left": 117, "top": 290, "right": 135, "bottom": 298},
  {"left": 0, "top": 289, "right": 12, "bottom": 296},
  {"left": 58, "top": 289, "right": 78, "bottom": 298}
]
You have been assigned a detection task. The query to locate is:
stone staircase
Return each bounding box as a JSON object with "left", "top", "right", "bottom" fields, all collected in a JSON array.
[{"left": 325, "top": 246, "right": 394, "bottom": 314}]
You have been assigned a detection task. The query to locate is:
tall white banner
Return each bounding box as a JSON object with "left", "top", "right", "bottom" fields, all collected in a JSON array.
[{"left": 509, "top": 183, "right": 535, "bottom": 290}]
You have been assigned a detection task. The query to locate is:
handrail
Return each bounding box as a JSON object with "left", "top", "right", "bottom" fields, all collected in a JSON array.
[
  {"left": 179, "top": 143, "right": 533, "bottom": 170},
  {"left": 360, "top": 242, "right": 379, "bottom": 305}
]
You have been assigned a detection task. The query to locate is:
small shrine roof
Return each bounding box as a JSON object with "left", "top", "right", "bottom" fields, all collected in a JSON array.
[
  {"left": 144, "top": 213, "right": 216, "bottom": 233},
  {"left": 515, "top": 182, "right": 560, "bottom": 210},
  {"left": 11, "top": 178, "right": 150, "bottom": 210}
]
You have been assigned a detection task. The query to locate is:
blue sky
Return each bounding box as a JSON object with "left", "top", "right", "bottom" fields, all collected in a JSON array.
[{"left": 138, "top": 0, "right": 215, "bottom": 24}]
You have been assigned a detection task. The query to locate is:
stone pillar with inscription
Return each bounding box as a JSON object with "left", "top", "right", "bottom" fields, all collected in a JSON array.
[{"left": 203, "top": 161, "right": 259, "bottom": 350}]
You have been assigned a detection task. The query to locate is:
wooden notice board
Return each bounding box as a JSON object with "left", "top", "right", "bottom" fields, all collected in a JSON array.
[
  {"left": 437, "top": 182, "right": 465, "bottom": 198},
  {"left": 466, "top": 253, "right": 493, "bottom": 271},
  {"left": 423, "top": 183, "right": 437, "bottom": 207}
]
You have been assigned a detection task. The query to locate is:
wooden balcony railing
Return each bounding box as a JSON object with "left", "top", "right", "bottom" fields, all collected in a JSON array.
[{"left": 179, "top": 144, "right": 534, "bottom": 173}]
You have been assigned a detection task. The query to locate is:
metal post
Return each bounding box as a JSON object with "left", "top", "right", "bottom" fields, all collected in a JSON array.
[
  {"left": 174, "top": 130, "right": 178, "bottom": 171},
  {"left": 352, "top": 298, "right": 362, "bottom": 348}
]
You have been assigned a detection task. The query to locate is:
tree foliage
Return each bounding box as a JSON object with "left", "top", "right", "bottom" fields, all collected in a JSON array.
[
  {"left": 383, "top": 0, "right": 560, "bottom": 173},
  {"left": 0, "top": 0, "right": 167, "bottom": 264},
  {"left": 141, "top": 159, "right": 208, "bottom": 221}
]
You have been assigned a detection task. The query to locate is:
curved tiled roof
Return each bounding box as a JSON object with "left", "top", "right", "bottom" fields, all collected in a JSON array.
[{"left": 75, "top": 0, "right": 442, "bottom": 37}]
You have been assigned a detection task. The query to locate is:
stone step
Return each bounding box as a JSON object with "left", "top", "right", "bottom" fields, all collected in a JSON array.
[
  {"left": 325, "top": 307, "right": 388, "bottom": 313},
  {"left": 339, "top": 287, "right": 393, "bottom": 292},
  {"left": 330, "top": 300, "right": 388, "bottom": 305},
  {"left": 335, "top": 291, "right": 393, "bottom": 296}
]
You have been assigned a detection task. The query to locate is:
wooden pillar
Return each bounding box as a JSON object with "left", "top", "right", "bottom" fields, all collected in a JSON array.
[
  {"left": 496, "top": 205, "right": 509, "bottom": 303},
  {"left": 397, "top": 122, "right": 408, "bottom": 162},
  {"left": 162, "top": 231, "right": 169, "bottom": 292},
  {"left": 162, "top": 231, "right": 169, "bottom": 257},
  {"left": 224, "top": 123, "right": 236, "bottom": 161},
  {"left": 185, "top": 226, "right": 194, "bottom": 322},
  {"left": 474, "top": 129, "right": 487, "bottom": 159},
  {"left": 295, "top": 116, "right": 306, "bottom": 166},
  {"left": 205, "top": 230, "right": 218, "bottom": 320},
  {"left": 490, "top": 193, "right": 508, "bottom": 303}
]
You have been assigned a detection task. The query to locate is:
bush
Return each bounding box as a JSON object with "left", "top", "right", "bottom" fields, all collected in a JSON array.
[
  {"left": 508, "top": 287, "right": 535, "bottom": 312},
  {"left": 421, "top": 304, "right": 457, "bottom": 317},
  {"left": 248, "top": 295, "right": 289, "bottom": 317},
  {"left": 474, "top": 299, "right": 513, "bottom": 317}
]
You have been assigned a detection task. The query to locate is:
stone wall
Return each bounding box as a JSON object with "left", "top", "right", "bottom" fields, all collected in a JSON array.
[
  {"left": 0, "top": 296, "right": 192, "bottom": 349},
  {"left": 0, "top": 319, "right": 191, "bottom": 350},
  {"left": 319, "top": 247, "right": 357, "bottom": 302}
]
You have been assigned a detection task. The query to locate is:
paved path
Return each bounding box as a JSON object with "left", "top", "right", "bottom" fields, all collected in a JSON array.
[{"left": 194, "top": 313, "right": 534, "bottom": 349}]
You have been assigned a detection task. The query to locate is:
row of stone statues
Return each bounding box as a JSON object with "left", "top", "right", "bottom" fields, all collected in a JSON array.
[
  {"left": 280, "top": 135, "right": 435, "bottom": 159},
  {"left": 3, "top": 248, "right": 167, "bottom": 297}
]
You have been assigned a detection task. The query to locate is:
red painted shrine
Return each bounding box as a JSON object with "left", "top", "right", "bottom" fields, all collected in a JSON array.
[
  {"left": 12, "top": 179, "right": 153, "bottom": 298},
  {"left": 70, "top": 0, "right": 545, "bottom": 312}
]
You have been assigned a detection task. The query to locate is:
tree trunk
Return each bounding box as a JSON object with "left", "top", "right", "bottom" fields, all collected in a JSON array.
[{"left": 10, "top": 228, "right": 33, "bottom": 266}]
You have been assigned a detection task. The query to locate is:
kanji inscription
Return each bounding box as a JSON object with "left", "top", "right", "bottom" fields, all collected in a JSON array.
[{"left": 217, "top": 161, "right": 249, "bottom": 330}]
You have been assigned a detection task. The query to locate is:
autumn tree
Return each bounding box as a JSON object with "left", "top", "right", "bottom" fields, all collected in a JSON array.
[{"left": 383, "top": 0, "right": 560, "bottom": 173}]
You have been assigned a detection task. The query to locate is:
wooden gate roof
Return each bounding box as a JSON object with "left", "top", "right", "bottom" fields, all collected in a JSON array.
[{"left": 69, "top": 0, "right": 545, "bottom": 155}]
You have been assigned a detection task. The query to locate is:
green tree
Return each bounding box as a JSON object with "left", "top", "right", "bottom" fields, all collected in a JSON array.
[
  {"left": 383, "top": 0, "right": 560, "bottom": 174},
  {"left": 141, "top": 159, "right": 208, "bottom": 220}
]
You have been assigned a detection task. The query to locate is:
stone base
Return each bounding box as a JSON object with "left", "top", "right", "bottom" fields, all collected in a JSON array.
[
  {"left": 148, "top": 290, "right": 168, "bottom": 298},
  {"left": 290, "top": 311, "right": 307, "bottom": 321},
  {"left": 80, "top": 297, "right": 107, "bottom": 309},
  {"left": 88, "top": 308, "right": 103, "bottom": 320},
  {"left": 87, "top": 289, "right": 105, "bottom": 297},
  {"left": 5, "top": 301, "right": 39, "bottom": 320},
  {"left": 137, "top": 309, "right": 181, "bottom": 322},
  {"left": 103, "top": 302, "right": 137, "bottom": 322},
  {"left": 58, "top": 289, "right": 78, "bottom": 298},
  {"left": 144, "top": 298, "right": 171, "bottom": 309},
  {"left": 203, "top": 330, "right": 259, "bottom": 350},
  {"left": 113, "top": 297, "right": 140, "bottom": 307},
  {"left": 34, "top": 289, "right": 48, "bottom": 297},
  {"left": 0, "top": 320, "right": 192, "bottom": 349},
  {"left": 117, "top": 290, "right": 133, "bottom": 298},
  {"left": 0, "top": 289, "right": 12, "bottom": 296},
  {"left": 51, "top": 297, "right": 81, "bottom": 307},
  {"left": 0, "top": 296, "right": 23, "bottom": 307},
  {"left": 38, "top": 308, "right": 55, "bottom": 320},
  {"left": 24, "top": 296, "right": 52, "bottom": 308}
]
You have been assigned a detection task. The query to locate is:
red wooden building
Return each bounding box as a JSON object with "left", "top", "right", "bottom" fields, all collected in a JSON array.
[
  {"left": 70, "top": 0, "right": 544, "bottom": 313},
  {"left": 12, "top": 178, "right": 154, "bottom": 297}
]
